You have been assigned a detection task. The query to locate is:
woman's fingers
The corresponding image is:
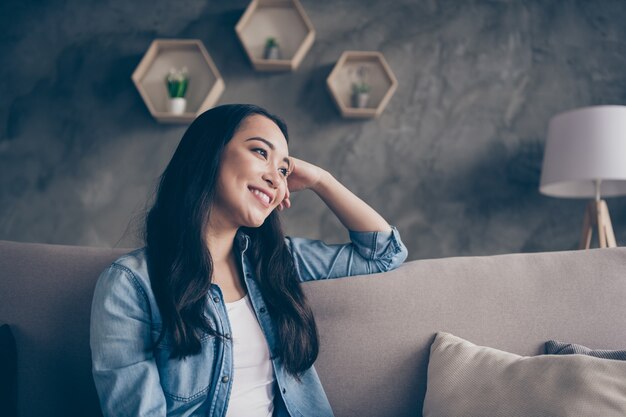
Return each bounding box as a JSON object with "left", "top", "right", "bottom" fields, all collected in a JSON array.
[{"left": 277, "top": 197, "right": 291, "bottom": 211}]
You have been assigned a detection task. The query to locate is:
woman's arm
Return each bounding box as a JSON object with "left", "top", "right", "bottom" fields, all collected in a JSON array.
[
  {"left": 279, "top": 157, "right": 391, "bottom": 232},
  {"left": 90, "top": 265, "right": 167, "bottom": 417},
  {"left": 285, "top": 227, "right": 407, "bottom": 281},
  {"left": 278, "top": 157, "right": 407, "bottom": 281}
]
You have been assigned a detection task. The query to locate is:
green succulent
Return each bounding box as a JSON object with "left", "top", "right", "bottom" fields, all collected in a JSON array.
[
  {"left": 165, "top": 67, "right": 189, "bottom": 98},
  {"left": 265, "top": 37, "right": 278, "bottom": 48},
  {"left": 352, "top": 82, "right": 371, "bottom": 94}
]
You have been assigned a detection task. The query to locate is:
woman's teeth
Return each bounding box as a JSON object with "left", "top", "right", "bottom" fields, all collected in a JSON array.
[{"left": 250, "top": 188, "right": 271, "bottom": 205}]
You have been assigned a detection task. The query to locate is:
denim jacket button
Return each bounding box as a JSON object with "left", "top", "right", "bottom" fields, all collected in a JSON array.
[
  {"left": 225, "top": 333, "right": 231, "bottom": 339},
  {"left": 213, "top": 296, "right": 220, "bottom": 303},
  {"left": 260, "top": 307, "right": 266, "bottom": 313},
  {"left": 222, "top": 376, "right": 230, "bottom": 383}
]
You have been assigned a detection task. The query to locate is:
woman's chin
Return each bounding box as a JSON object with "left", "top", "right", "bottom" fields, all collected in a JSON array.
[
  {"left": 237, "top": 206, "right": 277, "bottom": 228},
  {"left": 241, "top": 215, "right": 268, "bottom": 228}
]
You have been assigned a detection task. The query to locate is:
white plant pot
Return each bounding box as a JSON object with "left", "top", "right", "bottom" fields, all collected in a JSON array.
[
  {"left": 352, "top": 92, "right": 370, "bottom": 108},
  {"left": 264, "top": 45, "right": 281, "bottom": 60},
  {"left": 167, "top": 97, "right": 187, "bottom": 115}
]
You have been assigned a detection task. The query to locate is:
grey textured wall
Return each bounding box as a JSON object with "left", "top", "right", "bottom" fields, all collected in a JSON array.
[{"left": 2, "top": 0, "right": 626, "bottom": 260}]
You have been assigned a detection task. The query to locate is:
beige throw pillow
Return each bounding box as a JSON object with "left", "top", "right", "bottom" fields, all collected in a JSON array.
[{"left": 423, "top": 332, "right": 626, "bottom": 417}]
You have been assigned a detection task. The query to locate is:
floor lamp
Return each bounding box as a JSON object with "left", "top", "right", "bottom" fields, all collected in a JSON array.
[{"left": 539, "top": 105, "right": 626, "bottom": 249}]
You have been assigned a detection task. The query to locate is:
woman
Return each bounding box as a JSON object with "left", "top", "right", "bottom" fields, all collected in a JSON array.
[{"left": 90, "top": 104, "right": 407, "bottom": 417}]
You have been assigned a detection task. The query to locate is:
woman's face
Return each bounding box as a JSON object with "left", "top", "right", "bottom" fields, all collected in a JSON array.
[{"left": 212, "top": 114, "right": 291, "bottom": 229}]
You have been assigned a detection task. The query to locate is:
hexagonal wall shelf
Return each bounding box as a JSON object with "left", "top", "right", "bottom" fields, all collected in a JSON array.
[
  {"left": 327, "top": 51, "right": 398, "bottom": 119},
  {"left": 132, "top": 39, "right": 225, "bottom": 124},
  {"left": 235, "top": 0, "right": 315, "bottom": 71}
]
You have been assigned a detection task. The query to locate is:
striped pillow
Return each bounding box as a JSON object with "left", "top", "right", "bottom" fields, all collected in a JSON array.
[{"left": 545, "top": 340, "right": 626, "bottom": 360}]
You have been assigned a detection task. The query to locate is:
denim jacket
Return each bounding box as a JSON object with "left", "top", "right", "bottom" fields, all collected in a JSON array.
[{"left": 90, "top": 226, "right": 407, "bottom": 417}]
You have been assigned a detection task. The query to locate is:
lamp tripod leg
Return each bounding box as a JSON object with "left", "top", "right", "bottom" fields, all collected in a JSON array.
[
  {"left": 597, "top": 201, "right": 608, "bottom": 248},
  {"left": 579, "top": 201, "right": 594, "bottom": 250},
  {"left": 599, "top": 200, "right": 617, "bottom": 248}
]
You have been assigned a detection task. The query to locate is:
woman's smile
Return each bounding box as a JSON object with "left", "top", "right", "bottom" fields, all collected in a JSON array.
[{"left": 248, "top": 186, "right": 273, "bottom": 208}]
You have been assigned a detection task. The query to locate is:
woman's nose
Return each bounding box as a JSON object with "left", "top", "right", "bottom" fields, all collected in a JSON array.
[{"left": 262, "top": 170, "right": 280, "bottom": 188}]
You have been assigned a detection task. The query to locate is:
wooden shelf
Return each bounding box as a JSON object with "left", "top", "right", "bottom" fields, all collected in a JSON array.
[
  {"left": 326, "top": 51, "right": 398, "bottom": 119},
  {"left": 235, "top": 0, "right": 315, "bottom": 72},
  {"left": 131, "top": 39, "right": 225, "bottom": 124}
]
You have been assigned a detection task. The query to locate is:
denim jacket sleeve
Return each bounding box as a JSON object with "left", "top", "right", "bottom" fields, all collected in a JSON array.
[
  {"left": 284, "top": 225, "right": 408, "bottom": 282},
  {"left": 90, "top": 264, "right": 166, "bottom": 417}
]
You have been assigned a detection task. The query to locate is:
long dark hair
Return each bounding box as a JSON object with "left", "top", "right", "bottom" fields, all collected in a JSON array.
[{"left": 145, "top": 104, "right": 318, "bottom": 378}]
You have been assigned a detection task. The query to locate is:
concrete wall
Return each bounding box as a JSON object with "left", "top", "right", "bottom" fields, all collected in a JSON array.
[{"left": 2, "top": 0, "right": 626, "bottom": 260}]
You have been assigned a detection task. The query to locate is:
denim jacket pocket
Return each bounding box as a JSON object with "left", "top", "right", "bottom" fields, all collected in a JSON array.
[{"left": 151, "top": 327, "right": 217, "bottom": 402}]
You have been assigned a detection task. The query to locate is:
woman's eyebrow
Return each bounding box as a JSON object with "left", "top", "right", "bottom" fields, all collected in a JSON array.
[{"left": 245, "top": 137, "right": 291, "bottom": 168}]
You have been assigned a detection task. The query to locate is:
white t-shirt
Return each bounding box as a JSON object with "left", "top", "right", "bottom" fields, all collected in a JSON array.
[{"left": 225, "top": 294, "right": 275, "bottom": 417}]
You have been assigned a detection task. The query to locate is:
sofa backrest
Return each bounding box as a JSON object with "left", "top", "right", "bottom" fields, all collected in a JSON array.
[
  {"left": 306, "top": 247, "right": 626, "bottom": 417},
  {"left": 1, "top": 240, "right": 626, "bottom": 417},
  {"left": 0, "top": 241, "right": 126, "bottom": 417}
]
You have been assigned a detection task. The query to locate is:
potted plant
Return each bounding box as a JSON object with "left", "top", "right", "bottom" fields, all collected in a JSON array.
[
  {"left": 351, "top": 81, "right": 371, "bottom": 108},
  {"left": 264, "top": 37, "right": 281, "bottom": 60},
  {"left": 165, "top": 67, "right": 189, "bottom": 115}
]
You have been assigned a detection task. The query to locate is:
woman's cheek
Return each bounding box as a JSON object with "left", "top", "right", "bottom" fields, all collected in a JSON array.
[{"left": 276, "top": 191, "right": 284, "bottom": 205}]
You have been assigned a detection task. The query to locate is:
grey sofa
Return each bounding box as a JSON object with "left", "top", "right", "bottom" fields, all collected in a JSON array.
[{"left": 1, "top": 239, "right": 626, "bottom": 417}]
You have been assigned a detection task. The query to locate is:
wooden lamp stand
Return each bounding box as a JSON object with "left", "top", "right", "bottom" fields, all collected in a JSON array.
[{"left": 579, "top": 198, "right": 617, "bottom": 249}]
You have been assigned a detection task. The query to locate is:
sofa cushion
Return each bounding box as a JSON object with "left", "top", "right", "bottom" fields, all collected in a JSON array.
[
  {"left": 422, "top": 332, "right": 626, "bottom": 417},
  {"left": 545, "top": 340, "right": 626, "bottom": 360},
  {"left": 0, "top": 324, "right": 18, "bottom": 417}
]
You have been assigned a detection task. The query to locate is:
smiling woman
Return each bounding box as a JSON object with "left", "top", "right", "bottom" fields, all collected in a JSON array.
[
  {"left": 212, "top": 115, "right": 293, "bottom": 228},
  {"left": 89, "top": 104, "right": 408, "bottom": 417}
]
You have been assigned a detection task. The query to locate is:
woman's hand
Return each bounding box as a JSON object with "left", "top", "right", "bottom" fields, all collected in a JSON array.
[
  {"left": 276, "top": 157, "right": 326, "bottom": 211},
  {"left": 276, "top": 157, "right": 390, "bottom": 232}
]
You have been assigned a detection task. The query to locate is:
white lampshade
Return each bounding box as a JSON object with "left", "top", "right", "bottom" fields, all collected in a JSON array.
[{"left": 540, "top": 105, "right": 626, "bottom": 198}]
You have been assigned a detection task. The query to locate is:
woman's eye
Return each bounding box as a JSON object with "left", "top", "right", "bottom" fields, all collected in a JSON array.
[
  {"left": 279, "top": 168, "right": 289, "bottom": 177},
  {"left": 252, "top": 148, "right": 267, "bottom": 158}
]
